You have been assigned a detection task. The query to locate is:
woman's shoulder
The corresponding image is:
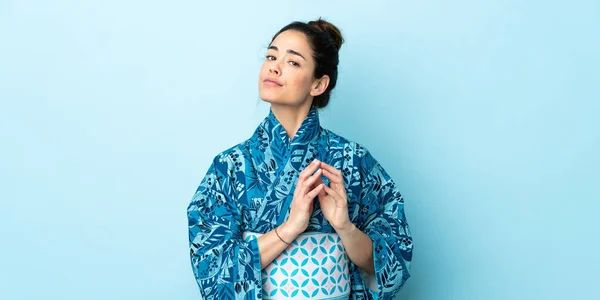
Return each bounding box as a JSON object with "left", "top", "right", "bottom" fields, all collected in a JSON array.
[{"left": 206, "top": 139, "right": 252, "bottom": 171}]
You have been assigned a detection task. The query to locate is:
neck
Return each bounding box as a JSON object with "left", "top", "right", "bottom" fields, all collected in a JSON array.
[{"left": 270, "top": 101, "right": 313, "bottom": 140}]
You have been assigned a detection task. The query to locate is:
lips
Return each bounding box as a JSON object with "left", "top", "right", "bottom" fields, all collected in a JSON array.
[{"left": 263, "top": 78, "right": 283, "bottom": 86}]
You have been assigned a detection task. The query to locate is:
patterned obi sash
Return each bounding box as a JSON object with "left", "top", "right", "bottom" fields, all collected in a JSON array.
[{"left": 243, "top": 231, "right": 351, "bottom": 300}]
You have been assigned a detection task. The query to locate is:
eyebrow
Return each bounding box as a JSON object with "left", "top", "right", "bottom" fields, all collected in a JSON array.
[{"left": 268, "top": 45, "right": 306, "bottom": 61}]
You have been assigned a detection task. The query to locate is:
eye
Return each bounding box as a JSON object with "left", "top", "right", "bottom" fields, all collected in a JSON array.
[
  {"left": 288, "top": 61, "right": 300, "bottom": 67},
  {"left": 266, "top": 55, "right": 276, "bottom": 61}
]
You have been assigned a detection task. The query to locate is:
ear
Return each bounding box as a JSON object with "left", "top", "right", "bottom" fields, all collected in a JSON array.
[{"left": 310, "top": 75, "right": 330, "bottom": 97}]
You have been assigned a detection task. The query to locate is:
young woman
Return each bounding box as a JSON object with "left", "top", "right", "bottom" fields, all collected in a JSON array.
[{"left": 187, "top": 18, "right": 413, "bottom": 300}]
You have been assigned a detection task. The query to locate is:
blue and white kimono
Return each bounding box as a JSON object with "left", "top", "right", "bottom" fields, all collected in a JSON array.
[{"left": 187, "top": 105, "right": 413, "bottom": 299}]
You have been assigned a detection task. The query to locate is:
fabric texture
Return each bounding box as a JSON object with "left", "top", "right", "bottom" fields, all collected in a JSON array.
[
  {"left": 187, "top": 105, "right": 413, "bottom": 299},
  {"left": 243, "top": 231, "right": 351, "bottom": 299}
]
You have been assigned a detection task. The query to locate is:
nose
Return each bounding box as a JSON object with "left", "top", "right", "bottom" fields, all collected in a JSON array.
[{"left": 269, "top": 63, "right": 280, "bottom": 75}]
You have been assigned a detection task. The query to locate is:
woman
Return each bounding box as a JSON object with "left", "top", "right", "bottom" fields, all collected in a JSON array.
[{"left": 188, "top": 19, "right": 412, "bottom": 300}]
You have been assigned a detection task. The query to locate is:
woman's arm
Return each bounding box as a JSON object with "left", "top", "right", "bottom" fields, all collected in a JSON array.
[
  {"left": 318, "top": 162, "right": 375, "bottom": 274},
  {"left": 318, "top": 150, "right": 413, "bottom": 298},
  {"left": 336, "top": 223, "right": 375, "bottom": 274},
  {"left": 357, "top": 150, "right": 413, "bottom": 298},
  {"left": 257, "top": 159, "right": 325, "bottom": 268},
  {"left": 256, "top": 222, "right": 303, "bottom": 268},
  {"left": 188, "top": 158, "right": 261, "bottom": 298}
]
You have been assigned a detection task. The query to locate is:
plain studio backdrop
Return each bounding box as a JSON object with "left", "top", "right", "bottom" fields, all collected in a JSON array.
[{"left": 1, "top": 1, "right": 598, "bottom": 299}]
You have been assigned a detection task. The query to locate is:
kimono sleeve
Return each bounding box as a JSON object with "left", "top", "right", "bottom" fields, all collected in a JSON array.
[
  {"left": 357, "top": 150, "right": 413, "bottom": 300},
  {"left": 187, "top": 156, "right": 262, "bottom": 299}
]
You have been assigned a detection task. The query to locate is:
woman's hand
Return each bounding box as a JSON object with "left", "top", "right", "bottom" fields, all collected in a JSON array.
[
  {"left": 317, "top": 162, "right": 352, "bottom": 232},
  {"left": 282, "top": 159, "right": 324, "bottom": 238}
]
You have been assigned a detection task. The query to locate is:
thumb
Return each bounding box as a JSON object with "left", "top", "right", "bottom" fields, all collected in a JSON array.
[{"left": 314, "top": 176, "right": 327, "bottom": 198}]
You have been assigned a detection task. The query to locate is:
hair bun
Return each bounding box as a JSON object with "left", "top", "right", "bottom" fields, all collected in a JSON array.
[{"left": 308, "top": 18, "right": 344, "bottom": 52}]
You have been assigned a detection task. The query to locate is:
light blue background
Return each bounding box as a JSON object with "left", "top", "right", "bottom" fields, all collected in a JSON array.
[{"left": 1, "top": 1, "right": 598, "bottom": 299}]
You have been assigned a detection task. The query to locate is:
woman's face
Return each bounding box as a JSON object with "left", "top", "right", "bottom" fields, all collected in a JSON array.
[{"left": 258, "top": 30, "right": 320, "bottom": 106}]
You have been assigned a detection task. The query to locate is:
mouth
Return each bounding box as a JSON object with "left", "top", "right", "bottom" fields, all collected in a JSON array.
[{"left": 263, "top": 79, "right": 283, "bottom": 87}]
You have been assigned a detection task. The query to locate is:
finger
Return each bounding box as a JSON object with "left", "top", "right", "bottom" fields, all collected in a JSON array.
[
  {"left": 300, "top": 169, "right": 322, "bottom": 195},
  {"left": 313, "top": 176, "right": 327, "bottom": 198},
  {"left": 317, "top": 186, "right": 327, "bottom": 199},
  {"left": 322, "top": 168, "right": 343, "bottom": 184},
  {"left": 320, "top": 162, "right": 343, "bottom": 176},
  {"left": 298, "top": 159, "right": 321, "bottom": 183},
  {"left": 320, "top": 162, "right": 343, "bottom": 180},
  {"left": 305, "top": 183, "right": 324, "bottom": 200},
  {"left": 323, "top": 184, "right": 340, "bottom": 198},
  {"left": 314, "top": 175, "right": 324, "bottom": 186},
  {"left": 323, "top": 184, "right": 346, "bottom": 206},
  {"left": 316, "top": 193, "right": 330, "bottom": 209}
]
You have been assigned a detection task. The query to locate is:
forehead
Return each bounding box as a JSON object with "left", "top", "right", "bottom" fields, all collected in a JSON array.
[{"left": 270, "top": 30, "right": 313, "bottom": 58}]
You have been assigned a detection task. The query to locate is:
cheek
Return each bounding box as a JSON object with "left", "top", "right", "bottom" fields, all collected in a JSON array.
[
  {"left": 292, "top": 74, "right": 313, "bottom": 92},
  {"left": 259, "top": 63, "right": 269, "bottom": 77}
]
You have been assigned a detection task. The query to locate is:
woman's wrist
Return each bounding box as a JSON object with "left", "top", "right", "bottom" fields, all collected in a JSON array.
[
  {"left": 334, "top": 222, "right": 357, "bottom": 239},
  {"left": 278, "top": 222, "right": 301, "bottom": 243}
]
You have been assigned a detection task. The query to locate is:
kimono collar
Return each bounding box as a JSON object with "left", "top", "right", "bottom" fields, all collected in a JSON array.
[{"left": 258, "top": 105, "right": 321, "bottom": 150}]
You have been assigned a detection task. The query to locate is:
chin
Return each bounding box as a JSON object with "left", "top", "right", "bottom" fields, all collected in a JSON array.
[
  {"left": 258, "top": 94, "right": 276, "bottom": 104},
  {"left": 259, "top": 91, "right": 285, "bottom": 104},
  {"left": 260, "top": 98, "right": 274, "bottom": 105},
  {"left": 259, "top": 90, "right": 306, "bottom": 107}
]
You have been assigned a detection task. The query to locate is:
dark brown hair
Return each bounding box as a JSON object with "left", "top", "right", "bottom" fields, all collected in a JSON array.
[{"left": 270, "top": 18, "right": 344, "bottom": 108}]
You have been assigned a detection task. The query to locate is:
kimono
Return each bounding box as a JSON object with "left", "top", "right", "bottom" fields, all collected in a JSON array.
[{"left": 187, "top": 105, "right": 413, "bottom": 300}]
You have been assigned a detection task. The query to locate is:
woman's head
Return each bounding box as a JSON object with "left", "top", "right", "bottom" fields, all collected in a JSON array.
[{"left": 259, "top": 18, "right": 343, "bottom": 109}]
